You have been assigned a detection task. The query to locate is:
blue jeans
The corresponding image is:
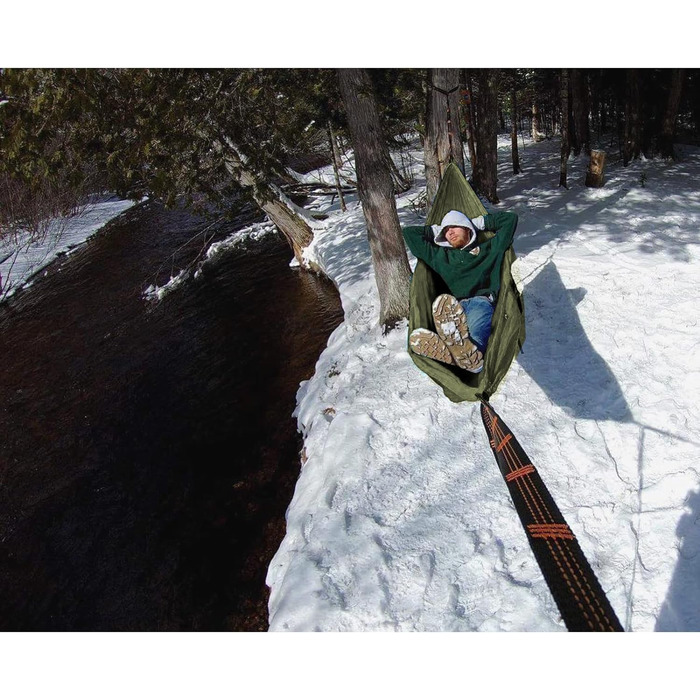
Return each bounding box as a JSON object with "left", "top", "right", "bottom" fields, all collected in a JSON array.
[{"left": 459, "top": 296, "right": 494, "bottom": 354}]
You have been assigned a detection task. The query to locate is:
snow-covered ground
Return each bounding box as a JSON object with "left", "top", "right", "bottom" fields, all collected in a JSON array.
[
  {"left": 0, "top": 195, "right": 136, "bottom": 303},
  {"left": 267, "top": 136, "right": 700, "bottom": 632}
]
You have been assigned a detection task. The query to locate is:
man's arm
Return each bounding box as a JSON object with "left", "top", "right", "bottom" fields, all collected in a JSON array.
[
  {"left": 477, "top": 212, "right": 518, "bottom": 252},
  {"left": 402, "top": 225, "right": 439, "bottom": 265}
]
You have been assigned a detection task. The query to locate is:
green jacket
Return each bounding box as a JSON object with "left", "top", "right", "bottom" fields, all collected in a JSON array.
[{"left": 402, "top": 211, "right": 518, "bottom": 300}]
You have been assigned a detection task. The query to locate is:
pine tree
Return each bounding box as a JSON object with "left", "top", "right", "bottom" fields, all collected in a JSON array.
[
  {"left": 559, "top": 69, "right": 570, "bottom": 189},
  {"left": 337, "top": 68, "right": 412, "bottom": 331},
  {"left": 570, "top": 69, "right": 591, "bottom": 157},
  {"left": 624, "top": 69, "right": 643, "bottom": 165},
  {"left": 471, "top": 69, "right": 500, "bottom": 204},
  {"left": 660, "top": 69, "right": 686, "bottom": 159},
  {"left": 1, "top": 69, "right": 330, "bottom": 266},
  {"left": 424, "top": 68, "right": 465, "bottom": 204}
]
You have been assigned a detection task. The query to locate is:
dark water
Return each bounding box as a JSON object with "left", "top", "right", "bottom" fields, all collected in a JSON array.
[{"left": 0, "top": 201, "right": 343, "bottom": 631}]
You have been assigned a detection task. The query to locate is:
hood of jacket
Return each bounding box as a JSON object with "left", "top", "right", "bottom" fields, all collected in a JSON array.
[{"left": 431, "top": 210, "right": 477, "bottom": 248}]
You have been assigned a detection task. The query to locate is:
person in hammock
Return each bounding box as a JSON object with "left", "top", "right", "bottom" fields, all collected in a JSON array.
[{"left": 402, "top": 208, "right": 518, "bottom": 373}]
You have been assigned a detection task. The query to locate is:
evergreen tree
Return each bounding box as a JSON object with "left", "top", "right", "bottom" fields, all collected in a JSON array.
[
  {"left": 660, "top": 69, "right": 686, "bottom": 158},
  {"left": 471, "top": 69, "right": 500, "bottom": 204},
  {"left": 1, "top": 69, "right": 334, "bottom": 265},
  {"left": 624, "top": 69, "right": 643, "bottom": 165},
  {"left": 559, "top": 69, "right": 570, "bottom": 189},
  {"left": 337, "top": 68, "right": 412, "bottom": 330},
  {"left": 424, "top": 68, "right": 465, "bottom": 204}
]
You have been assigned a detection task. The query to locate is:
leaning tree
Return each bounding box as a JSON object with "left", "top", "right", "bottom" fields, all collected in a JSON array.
[{"left": 0, "top": 68, "right": 331, "bottom": 267}]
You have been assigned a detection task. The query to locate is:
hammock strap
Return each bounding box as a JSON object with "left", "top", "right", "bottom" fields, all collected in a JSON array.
[{"left": 479, "top": 399, "right": 624, "bottom": 632}]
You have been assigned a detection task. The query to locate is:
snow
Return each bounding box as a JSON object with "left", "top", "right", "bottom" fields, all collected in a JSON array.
[
  {"left": 267, "top": 136, "right": 700, "bottom": 632},
  {"left": 143, "top": 220, "right": 279, "bottom": 301},
  {"left": 0, "top": 195, "right": 136, "bottom": 303}
]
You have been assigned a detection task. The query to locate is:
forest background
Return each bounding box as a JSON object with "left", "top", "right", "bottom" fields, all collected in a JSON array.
[{"left": 2, "top": 65, "right": 697, "bottom": 318}]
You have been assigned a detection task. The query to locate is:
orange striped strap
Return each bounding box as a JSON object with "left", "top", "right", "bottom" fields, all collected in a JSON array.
[
  {"left": 505, "top": 464, "right": 536, "bottom": 482},
  {"left": 495, "top": 434, "right": 512, "bottom": 453},
  {"left": 527, "top": 524, "right": 575, "bottom": 541}
]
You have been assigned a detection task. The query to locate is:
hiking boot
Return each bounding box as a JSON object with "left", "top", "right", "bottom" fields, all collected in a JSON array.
[
  {"left": 431, "top": 294, "right": 484, "bottom": 372},
  {"left": 409, "top": 329, "right": 455, "bottom": 365}
]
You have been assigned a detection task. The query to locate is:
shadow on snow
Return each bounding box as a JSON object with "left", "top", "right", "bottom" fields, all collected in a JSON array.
[
  {"left": 519, "top": 260, "right": 632, "bottom": 423},
  {"left": 519, "top": 260, "right": 700, "bottom": 631},
  {"left": 498, "top": 145, "right": 700, "bottom": 264},
  {"left": 655, "top": 486, "right": 700, "bottom": 632}
]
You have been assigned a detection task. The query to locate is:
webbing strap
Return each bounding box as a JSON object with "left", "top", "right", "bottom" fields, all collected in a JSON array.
[
  {"left": 480, "top": 400, "right": 624, "bottom": 632},
  {"left": 428, "top": 83, "right": 460, "bottom": 97}
]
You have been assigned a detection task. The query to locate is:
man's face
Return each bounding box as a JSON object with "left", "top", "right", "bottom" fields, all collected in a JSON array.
[{"left": 444, "top": 226, "right": 471, "bottom": 248}]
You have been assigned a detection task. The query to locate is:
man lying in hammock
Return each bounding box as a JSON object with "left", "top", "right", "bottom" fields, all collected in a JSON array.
[{"left": 402, "top": 209, "right": 519, "bottom": 373}]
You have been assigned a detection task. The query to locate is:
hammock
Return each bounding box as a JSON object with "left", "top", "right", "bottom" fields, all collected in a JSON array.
[
  {"left": 408, "top": 162, "right": 525, "bottom": 403},
  {"left": 406, "top": 164, "right": 623, "bottom": 631}
]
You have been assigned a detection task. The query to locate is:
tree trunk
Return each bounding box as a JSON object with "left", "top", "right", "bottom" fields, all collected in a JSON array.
[
  {"left": 624, "top": 69, "right": 642, "bottom": 166},
  {"left": 559, "top": 69, "right": 570, "bottom": 189},
  {"left": 337, "top": 68, "right": 412, "bottom": 331},
  {"left": 532, "top": 101, "right": 543, "bottom": 142},
  {"left": 328, "top": 121, "right": 346, "bottom": 211},
  {"left": 463, "top": 70, "right": 478, "bottom": 174},
  {"left": 389, "top": 157, "right": 411, "bottom": 194},
  {"left": 423, "top": 73, "right": 440, "bottom": 206},
  {"left": 219, "top": 141, "right": 316, "bottom": 266},
  {"left": 585, "top": 150, "right": 606, "bottom": 187},
  {"left": 590, "top": 69, "right": 603, "bottom": 143},
  {"left": 570, "top": 69, "right": 590, "bottom": 157},
  {"left": 472, "top": 69, "right": 500, "bottom": 204},
  {"left": 511, "top": 87, "right": 521, "bottom": 175},
  {"left": 659, "top": 68, "right": 685, "bottom": 159},
  {"left": 424, "top": 68, "right": 465, "bottom": 205}
]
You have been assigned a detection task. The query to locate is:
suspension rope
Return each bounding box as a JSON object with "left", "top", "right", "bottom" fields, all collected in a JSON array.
[{"left": 479, "top": 399, "right": 624, "bottom": 632}]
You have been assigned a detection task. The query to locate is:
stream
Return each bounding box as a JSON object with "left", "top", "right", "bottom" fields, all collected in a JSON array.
[{"left": 0, "top": 200, "right": 343, "bottom": 631}]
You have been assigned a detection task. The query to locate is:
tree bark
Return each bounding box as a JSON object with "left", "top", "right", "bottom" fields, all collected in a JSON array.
[
  {"left": 472, "top": 69, "right": 500, "bottom": 204},
  {"left": 218, "top": 141, "right": 316, "bottom": 266},
  {"left": 423, "top": 74, "right": 440, "bottom": 206},
  {"left": 531, "top": 100, "right": 543, "bottom": 142},
  {"left": 424, "top": 68, "right": 465, "bottom": 205},
  {"left": 570, "top": 69, "right": 590, "bottom": 157},
  {"left": 511, "top": 87, "right": 521, "bottom": 175},
  {"left": 559, "top": 69, "right": 570, "bottom": 189},
  {"left": 463, "top": 70, "right": 478, "bottom": 174},
  {"left": 659, "top": 68, "right": 685, "bottom": 159},
  {"left": 337, "top": 68, "right": 412, "bottom": 331},
  {"left": 585, "top": 150, "right": 606, "bottom": 188},
  {"left": 624, "top": 69, "right": 642, "bottom": 166},
  {"left": 328, "top": 121, "right": 346, "bottom": 211},
  {"left": 389, "top": 157, "right": 411, "bottom": 194}
]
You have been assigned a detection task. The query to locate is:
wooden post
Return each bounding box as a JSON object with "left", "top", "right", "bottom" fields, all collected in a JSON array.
[{"left": 585, "top": 150, "right": 606, "bottom": 187}]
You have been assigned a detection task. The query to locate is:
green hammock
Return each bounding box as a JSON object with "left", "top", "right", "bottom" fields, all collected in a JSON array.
[
  {"left": 406, "top": 168, "right": 624, "bottom": 630},
  {"left": 408, "top": 163, "right": 526, "bottom": 403}
]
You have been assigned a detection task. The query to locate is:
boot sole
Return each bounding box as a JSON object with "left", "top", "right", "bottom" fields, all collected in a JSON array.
[
  {"left": 432, "top": 294, "right": 484, "bottom": 372},
  {"left": 409, "top": 329, "right": 455, "bottom": 365}
]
